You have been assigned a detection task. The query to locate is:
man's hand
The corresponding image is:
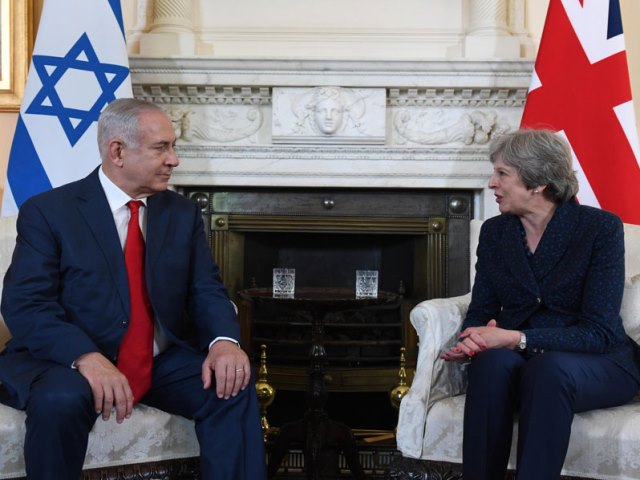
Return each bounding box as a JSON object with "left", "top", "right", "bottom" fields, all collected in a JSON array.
[
  {"left": 74, "top": 352, "right": 134, "bottom": 423},
  {"left": 202, "top": 340, "right": 250, "bottom": 399}
]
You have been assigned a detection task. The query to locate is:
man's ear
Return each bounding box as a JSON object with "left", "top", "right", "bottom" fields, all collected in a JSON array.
[{"left": 108, "top": 140, "right": 124, "bottom": 167}]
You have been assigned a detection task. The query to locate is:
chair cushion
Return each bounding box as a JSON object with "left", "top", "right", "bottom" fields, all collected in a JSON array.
[
  {"left": 0, "top": 216, "right": 17, "bottom": 349},
  {"left": 0, "top": 403, "right": 199, "bottom": 479},
  {"left": 621, "top": 274, "right": 640, "bottom": 344},
  {"left": 420, "top": 394, "right": 640, "bottom": 480},
  {"left": 623, "top": 223, "right": 640, "bottom": 279}
]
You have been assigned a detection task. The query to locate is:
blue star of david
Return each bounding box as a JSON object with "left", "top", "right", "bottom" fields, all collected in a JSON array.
[{"left": 26, "top": 33, "right": 129, "bottom": 146}]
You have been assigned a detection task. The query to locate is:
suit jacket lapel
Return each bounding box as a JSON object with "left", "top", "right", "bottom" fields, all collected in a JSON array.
[
  {"left": 501, "top": 215, "right": 540, "bottom": 297},
  {"left": 145, "top": 192, "right": 172, "bottom": 292},
  {"left": 76, "top": 169, "right": 130, "bottom": 317},
  {"left": 529, "top": 200, "right": 579, "bottom": 281}
]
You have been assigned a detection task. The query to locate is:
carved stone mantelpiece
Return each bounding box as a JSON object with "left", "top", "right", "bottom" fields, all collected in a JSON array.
[
  {"left": 272, "top": 87, "right": 387, "bottom": 144},
  {"left": 129, "top": 57, "right": 534, "bottom": 219}
]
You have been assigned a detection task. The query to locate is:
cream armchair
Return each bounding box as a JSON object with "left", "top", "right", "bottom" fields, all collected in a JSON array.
[
  {"left": 395, "top": 219, "right": 640, "bottom": 480},
  {"left": 0, "top": 215, "right": 200, "bottom": 480}
]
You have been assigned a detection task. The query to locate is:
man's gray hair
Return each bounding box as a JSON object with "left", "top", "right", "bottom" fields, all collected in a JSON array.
[
  {"left": 489, "top": 129, "right": 579, "bottom": 203},
  {"left": 97, "top": 98, "right": 166, "bottom": 160}
]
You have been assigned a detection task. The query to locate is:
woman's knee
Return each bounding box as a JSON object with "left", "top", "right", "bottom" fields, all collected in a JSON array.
[
  {"left": 519, "top": 352, "right": 576, "bottom": 400},
  {"left": 469, "top": 348, "right": 525, "bottom": 382}
]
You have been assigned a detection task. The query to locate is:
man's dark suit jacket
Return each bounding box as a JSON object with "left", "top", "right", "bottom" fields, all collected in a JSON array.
[
  {"left": 463, "top": 199, "right": 640, "bottom": 383},
  {"left": 0, "top": 168, "right": 239, "bottom": 409}
]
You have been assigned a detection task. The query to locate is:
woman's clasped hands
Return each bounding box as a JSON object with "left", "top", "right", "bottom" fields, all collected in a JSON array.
[{"left": 441, "top": 319, "right": 522, "bottom": 362}]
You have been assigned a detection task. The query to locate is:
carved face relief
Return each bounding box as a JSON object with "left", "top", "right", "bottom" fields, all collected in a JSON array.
[
  {"left": 272, "top": 86, "right": 385, "bottom": 143},
  {"left": 313, "top": 96, "right": 344, "bottom": 135},
  {"left": 309, "top": 87, "right": 345, "bottom": 135}
]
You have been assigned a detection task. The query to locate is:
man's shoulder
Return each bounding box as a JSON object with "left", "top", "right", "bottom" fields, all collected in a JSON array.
[{"left": 20, "top": 173, "right": 94, "bottom": 212}]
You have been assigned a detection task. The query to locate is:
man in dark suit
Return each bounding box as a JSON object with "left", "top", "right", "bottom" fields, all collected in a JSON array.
[{"left": 0, "top": 98, "right": 266, "bottom": 479}]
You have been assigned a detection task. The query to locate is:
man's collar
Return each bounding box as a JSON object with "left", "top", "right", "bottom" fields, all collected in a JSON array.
[{"left": 98, "top": 167, "right": 148, "bottom": 212}]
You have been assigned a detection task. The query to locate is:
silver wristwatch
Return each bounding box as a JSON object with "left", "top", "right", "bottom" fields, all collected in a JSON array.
[{"left": 518, "top": 331, "right": 527, "bottom": 351}]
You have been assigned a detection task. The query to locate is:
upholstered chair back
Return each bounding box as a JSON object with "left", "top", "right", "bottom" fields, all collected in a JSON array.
[{"left": 0, "top": 216, "right": 17, "bottom": 350}]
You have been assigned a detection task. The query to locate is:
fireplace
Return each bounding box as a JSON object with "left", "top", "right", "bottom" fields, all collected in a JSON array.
[
  {"left": 131, "top": 51, "right": 527, "bottom": 443},
  {"left": 184, "top": 187, "right": 472, "bottom": 397}
]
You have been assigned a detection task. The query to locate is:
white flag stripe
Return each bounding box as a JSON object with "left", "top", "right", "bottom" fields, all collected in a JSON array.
[
  {"left": 528, "top": 68, "right": 542, "bottom": 93},
  {"left": 613, "top": 101, "right": 640, "bottom": 169},
  {"left": 30, "top": 119, "right": 100, "bottom": 187},
  {"left": 556, "top": 130, "right": 601, "bottom": 209},
  {"left": 561, "top": 0, "right": 625, "bottom": 63}
]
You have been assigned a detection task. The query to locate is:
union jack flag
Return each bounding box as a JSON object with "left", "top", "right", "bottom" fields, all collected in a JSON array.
[{"left": 521, "top": 0, "right": 640, "bottom": 225}]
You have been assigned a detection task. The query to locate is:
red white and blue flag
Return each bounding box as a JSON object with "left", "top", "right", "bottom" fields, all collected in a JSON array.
[{"left": 521, "top": 0, "right": 640, "bottom": 225}]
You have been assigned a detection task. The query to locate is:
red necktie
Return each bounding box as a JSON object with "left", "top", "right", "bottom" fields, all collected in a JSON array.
[{"left": 117, "top": 200, "right": 154, "bottom": 404}]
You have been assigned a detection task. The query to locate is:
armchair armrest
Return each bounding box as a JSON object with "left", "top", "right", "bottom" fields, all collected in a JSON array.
[{"left": 396, "top": 293, "right": 471, "bottom": 458}]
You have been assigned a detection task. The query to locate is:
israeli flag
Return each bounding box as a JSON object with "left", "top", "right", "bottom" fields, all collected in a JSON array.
[{"left": 2, "top": 0, "right": 132, "bottom": 215}]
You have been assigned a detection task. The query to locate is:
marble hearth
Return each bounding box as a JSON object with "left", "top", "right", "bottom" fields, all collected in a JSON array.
[{"left": 129, "top": 58, "right": 534, "bottom": 221}]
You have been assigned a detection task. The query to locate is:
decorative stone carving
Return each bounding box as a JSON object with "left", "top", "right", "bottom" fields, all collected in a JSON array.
[
  {"left": 132, "top": 85, "right": 271, "bottom": 106},
  {"left": 150, "top": 0, "right": 193, "bottom": 33},
  {"left": 127, "top": 0, "right": 153, "bottom": 55},
  {"left": 138, "top": 0, "right": 197, "bottom": 56},
  {"left": 508, "top": 0, "right": 535, "bottom": 57},
  {"left": 272, "top": 87, "right": 386, "bottom": 144},
  {"left": 465, "top": 0, "right": 520, "bottom": 58},
  {"left": 393, "top": 109, "right": 510, "bottom": 146},
  {"left": 166, "top": 106, "right": 263, "bottom": 144},
  {"left": 387, "top": 88, "right": 527, "bottom": 108},
  {"left": 130, "top": 57, "right": 533, "bottom": 219},
  {"left": 468, "top": 0, "right": 511, "bottom": 36}
]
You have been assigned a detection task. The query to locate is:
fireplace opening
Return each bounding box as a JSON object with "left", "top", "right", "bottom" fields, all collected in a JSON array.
[
  {"left": 184, "top": 187, "right": 472, "bottom": 429},
  {"left": 243, "top": 232, "right": 413, "bottom": 369},
  {"left": 244, "top": 232, "right": 415, "bottom": 295}
]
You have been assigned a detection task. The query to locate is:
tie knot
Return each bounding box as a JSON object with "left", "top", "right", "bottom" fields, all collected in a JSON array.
[{"left": 127, "top": 200, "right": 143, "bottom": 215}]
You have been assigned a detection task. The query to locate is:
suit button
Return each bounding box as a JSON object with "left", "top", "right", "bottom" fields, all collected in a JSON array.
[
  {"left": 121, "top": 321, "right": 127, "bottom": 327},
  {"left": 536, "top": 297, "right": 541, "bottom": 303}
]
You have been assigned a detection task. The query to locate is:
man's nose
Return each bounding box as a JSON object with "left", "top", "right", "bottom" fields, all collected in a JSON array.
[{"left": 166, "top": 149, "right": 180, "bottom": 167}]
